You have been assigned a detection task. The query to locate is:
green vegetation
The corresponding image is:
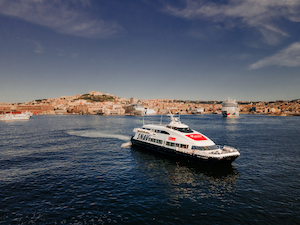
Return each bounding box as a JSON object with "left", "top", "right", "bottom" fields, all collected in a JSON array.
[
  {"left": 35, "top": 99, "right": 47, "bottom": 103},
  {"left": 77, "top": 94, "right": 116, "bottom": 102}
]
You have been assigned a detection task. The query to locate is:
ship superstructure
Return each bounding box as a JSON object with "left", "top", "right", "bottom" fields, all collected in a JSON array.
[{"left": 221, "top": 97, "right": 239, "bottom": 117}]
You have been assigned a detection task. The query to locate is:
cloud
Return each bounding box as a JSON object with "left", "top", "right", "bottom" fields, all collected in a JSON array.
[
  {"left": 0, "top": 0, "right": 124, "bottom": 38},
  {"left": 249, "top": 42, "right": 300, "bottom": 69},
  {"left": 163, "top": 0, "right": 300, "bottom": 45}
]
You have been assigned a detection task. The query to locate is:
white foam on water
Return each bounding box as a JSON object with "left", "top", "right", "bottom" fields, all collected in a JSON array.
[
  {"left": 121, "top": 142, "right": 132, "bottom": 148},
  {"left": 67, "top": 130, "right": 131, "bottom": 141}
]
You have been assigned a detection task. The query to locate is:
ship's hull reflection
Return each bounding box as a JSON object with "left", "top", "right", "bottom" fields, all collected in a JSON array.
[{"left": 131, "top": 145, "right": 239, "bottom": 183}]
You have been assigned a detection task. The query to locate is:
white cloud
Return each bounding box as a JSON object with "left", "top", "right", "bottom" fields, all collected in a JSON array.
[
  {"left": 0, "top": 0, "right": 124, "bottom": 38},
  {"left": 249, "top": 42, "right": 300, "bottom": 69},
  {"left": 163, "top": 0, "right": 300, "bottom": 45}
]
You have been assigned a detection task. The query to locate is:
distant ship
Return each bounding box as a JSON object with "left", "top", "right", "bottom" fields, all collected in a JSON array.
[
  {"left": 144, "top": 108, "right": 157, "bottom": 115},
  {"left": 0, "top": 112, "right": 31, "bottom": 121},
  {"left": 191, "top": 107, "right": 204, "bottom": 115},
  {"left": 132, "top": 104, "right": 145, "bottom": 116},
  {"left": 130, "top": 104, "right": 157, "bottom": 116},
  {"left": 221, "top": 97, "right": 239, "bottom": 117}
]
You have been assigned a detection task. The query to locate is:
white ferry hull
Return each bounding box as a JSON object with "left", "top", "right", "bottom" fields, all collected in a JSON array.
[{"left": 131, "top": 138, "right": 239, "bottom": 166}]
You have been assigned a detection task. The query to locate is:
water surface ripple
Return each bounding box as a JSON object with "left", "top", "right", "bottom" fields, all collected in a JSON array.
[{"left": 0, "top": 115, "right": 299, "bottom": 224}]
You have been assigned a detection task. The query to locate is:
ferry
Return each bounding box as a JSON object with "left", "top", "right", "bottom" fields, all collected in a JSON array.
[
  {"left": 131, "top": 112, "right": 240, "bottom": 165},
  {"left": 221, "top": 97, "right": 239, "bottom": 117}
]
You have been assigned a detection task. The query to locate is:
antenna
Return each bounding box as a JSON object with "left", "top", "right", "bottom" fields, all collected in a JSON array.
[{"left": 168, "top": 109, "right": 176, "bottom": 124}]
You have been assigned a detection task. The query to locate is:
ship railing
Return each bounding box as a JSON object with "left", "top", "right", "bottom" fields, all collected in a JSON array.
[
  {"left": 176, "top": 145, "right": 237, "bottom": 156},
  {"left": 133, "top": 128, "right": 154, "bottom": 134},
  {"left": 175, "top": 147, "right": 219, "bottom": 156},
  {"left": 222, "top": 145, "right": 238, "bottom": 153}
]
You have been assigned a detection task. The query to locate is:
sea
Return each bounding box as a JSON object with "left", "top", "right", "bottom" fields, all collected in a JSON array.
[{"left": 0, "top": 114, "right": 299, "bottom": 225}]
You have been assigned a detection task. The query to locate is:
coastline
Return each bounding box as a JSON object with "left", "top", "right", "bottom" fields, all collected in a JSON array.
[{"left": 1, "top": 92, "right": 299, "bottom": 117}]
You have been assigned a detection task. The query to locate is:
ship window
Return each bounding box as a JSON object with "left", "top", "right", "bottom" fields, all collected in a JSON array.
[
  {"left": 166, "top": 142, "right": 175, "bottom": 147},
  {"left": 149, "top": 138, "right": 163, "bottom": 144},
  {"left": 192, "top": 146, "right": 205, "bottom": 150},
  {"left": 166, "top": 142, "right": 188, "bottom": 148},
  {"left": 155, "top": 139, "right": 162, "bottom": 144},
  {"left": 192, "top": 145, "right": 219, "bottom": 150},
  {"left": 153, "top": 130, "right": 170, "bottom": 135},
  {"left": 173, "top": 127, "right": 193, "bottom": 133}
]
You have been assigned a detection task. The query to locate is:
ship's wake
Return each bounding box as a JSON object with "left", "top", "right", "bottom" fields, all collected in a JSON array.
[{"left": 67, "top": 130, "right": 131, "bottom": 141}]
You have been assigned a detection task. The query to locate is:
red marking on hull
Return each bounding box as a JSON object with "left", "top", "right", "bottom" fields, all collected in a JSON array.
[{"left": 186, "top": 134, "right": 207, "bottom": 141}]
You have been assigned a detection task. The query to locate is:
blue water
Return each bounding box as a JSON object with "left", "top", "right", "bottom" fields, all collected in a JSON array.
[{"left": 0, "top": 115, "right": 299, "bottom": 224}]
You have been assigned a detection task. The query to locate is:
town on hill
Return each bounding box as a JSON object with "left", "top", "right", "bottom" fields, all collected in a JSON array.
[{"left": 1, "top": 91, "right": 299, "bottom": 116}]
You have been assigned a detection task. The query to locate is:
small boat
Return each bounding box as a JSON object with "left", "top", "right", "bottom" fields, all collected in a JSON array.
[
  {"left": 0, "top": 112, "right": 31, "bottom": 121},
  {"left": 221, "top": 97, "right": 239, "bottom": 117},
  {"left": 131, "top": 111, "right": 240, "bottom": 166}
]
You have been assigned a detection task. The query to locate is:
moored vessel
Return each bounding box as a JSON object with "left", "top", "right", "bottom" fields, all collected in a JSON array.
[
  {"left": 222, "top": 97, "right": 239, "bottom": 117},
  {"left": 0, "top": 112, "right": 31, "bottom": 121},
  {"left": 133, "top": 104, "right": 145, "bottom": 116},
  {"left": 144, "top": 108, "right": 157, "bottom": 115},
  {"left": 131, "top": 111, "right": 240, "bottom": 166},
  {"left": 191, "top": 107, "right": 204, "bottom": 115}
]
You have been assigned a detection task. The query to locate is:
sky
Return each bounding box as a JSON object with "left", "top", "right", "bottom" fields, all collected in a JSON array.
[{"left": 0, "top": 0, "right": 300, "bottom": 103}]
